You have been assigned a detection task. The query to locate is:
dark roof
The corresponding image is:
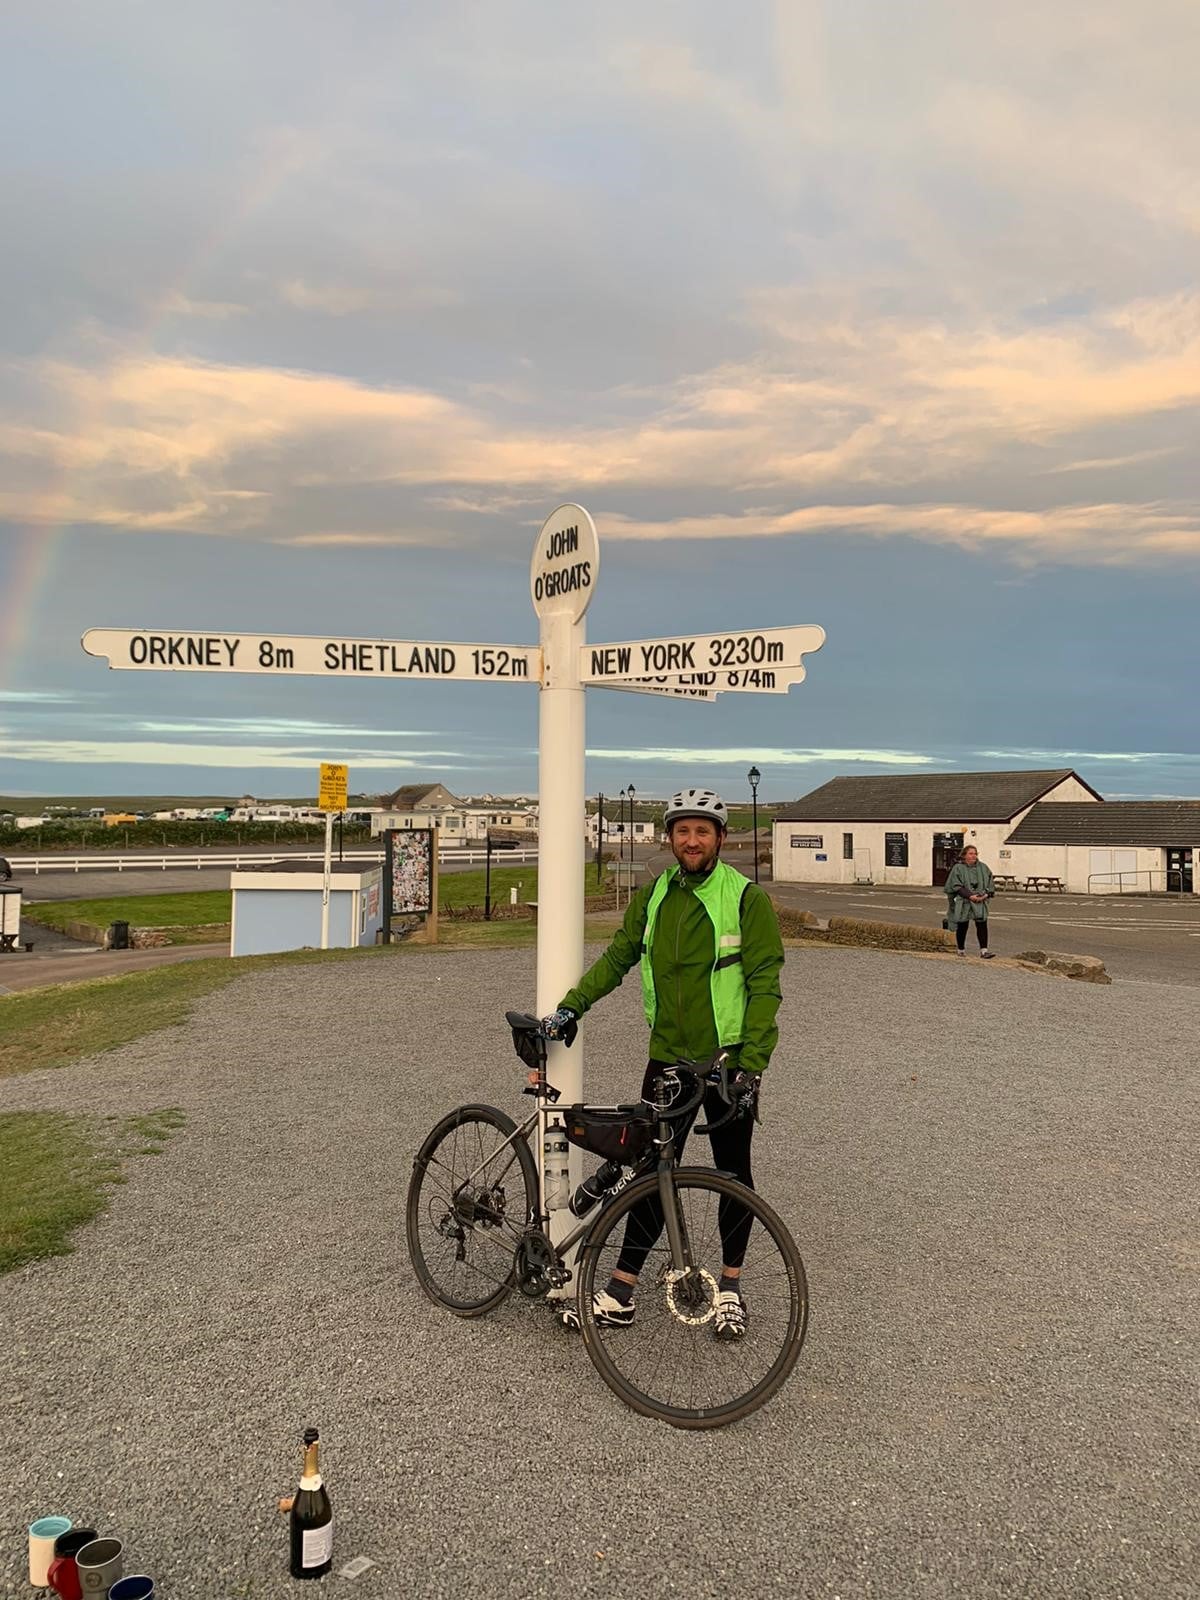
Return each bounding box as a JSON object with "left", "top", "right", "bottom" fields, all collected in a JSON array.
[
  {"left": 379, "top": 783, "right": 461, "bottom": 810},
  {"left": 591, "top": 802, "right": 658, "bottom": 823},
  {"left": 778, "top": 769, "right": 1099, "bottom": 823},
  {"left": 1006, "top": 801, "right": 1200, "bottom": 847},
  {"left": 240, "top": 859, "right": 379, "bottom": 876}
]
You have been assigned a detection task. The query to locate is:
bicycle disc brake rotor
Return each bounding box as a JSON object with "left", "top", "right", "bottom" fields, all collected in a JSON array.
[{"left": 663, "top": 1266, "right": 718, "bottom": 1326}]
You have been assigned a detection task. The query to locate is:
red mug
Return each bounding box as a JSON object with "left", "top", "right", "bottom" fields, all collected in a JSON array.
[{"left": 47, "top": 1529, "right": 97, "bottom": 1600}]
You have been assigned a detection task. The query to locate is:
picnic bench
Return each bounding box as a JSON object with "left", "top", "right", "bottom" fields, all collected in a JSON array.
[
  {"left": 1022, "top": 876, "right": 1066, "bottom": 893},
  {"left": 992, "top": 874, "right": 1019, "bottom": 891}
]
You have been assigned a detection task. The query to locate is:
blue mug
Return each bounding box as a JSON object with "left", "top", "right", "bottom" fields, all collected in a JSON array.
[{"left": 108, "top": 1580, "right": 155, "bottom": 1600}]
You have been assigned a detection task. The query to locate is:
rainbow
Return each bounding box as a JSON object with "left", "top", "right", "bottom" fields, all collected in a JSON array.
[{"left": 0, "top": 132, "right": 313, "bottom": 692}]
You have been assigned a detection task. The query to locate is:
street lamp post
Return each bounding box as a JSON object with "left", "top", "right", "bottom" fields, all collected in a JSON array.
[
  {"left": 484, "top": 829, "right": 493, "bottom": 920},
  {"left": 748, "top": 766, "right": 761, "bottom": 884},
  {"left": 627, "top": 784, "right": 637, "bottom": 908}
]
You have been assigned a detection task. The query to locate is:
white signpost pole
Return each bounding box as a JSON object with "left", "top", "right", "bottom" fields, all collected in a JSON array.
[
  {"left": 320, "top": 812, "right": 334, "bottom": 949},
  {"left": 531, "top": 504, "right": 600, "bottom": 1244}
]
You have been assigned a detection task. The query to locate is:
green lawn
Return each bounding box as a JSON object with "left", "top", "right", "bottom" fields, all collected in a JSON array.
[
  {"left": 25, "top": 890, "right": 232, "bottom": 938},
  {"left": 22, "top": 870, "right": 603, "bottom": 932},
  {"left": 0, "top": 1107, "right": 185, "bottom": 1274},
  {"left": 439, "top": 864, "right": 613, "bottom": 907},
  {"left": 0, "top": 943, "right": 419, "bottom": 1079}
]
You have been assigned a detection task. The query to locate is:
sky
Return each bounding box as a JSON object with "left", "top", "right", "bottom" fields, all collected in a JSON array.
[{"left": 1, "top": 1, "right": 1198, "bottom": 805}]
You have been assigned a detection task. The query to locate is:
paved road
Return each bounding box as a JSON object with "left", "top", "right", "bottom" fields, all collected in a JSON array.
[
  {"left": 0, "top": 942, "right": 222, "bottom": 995},
  {"left": 1, "top": 946, "right": 1195, "bottom": 1597},
  {"left": 766, "top": 879, "right": 1200, "bottom": 988},
  {"left": 646, "top": 849, "right": 1200, "bottom": 989}
]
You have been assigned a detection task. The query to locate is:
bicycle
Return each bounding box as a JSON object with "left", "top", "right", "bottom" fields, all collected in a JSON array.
[{"left": 406, "top": 1009, "right": 809, "bottom": 1428}]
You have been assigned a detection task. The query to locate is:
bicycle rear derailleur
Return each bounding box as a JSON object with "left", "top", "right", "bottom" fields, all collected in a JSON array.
[{"left": 515, "top": 1231, "right": 571, "bottom": 1298}]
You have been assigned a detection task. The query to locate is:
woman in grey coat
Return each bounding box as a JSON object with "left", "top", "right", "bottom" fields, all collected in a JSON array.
[{"left": 945, "top": 845, "right": 995, "bottom": 958}]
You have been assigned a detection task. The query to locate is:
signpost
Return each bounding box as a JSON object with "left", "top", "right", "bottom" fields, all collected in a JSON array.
[
  {"left": 82, "top": 500, "right": 824, "bottom": 1252},
  {"left": 317, "top": 763, "right": 348, "bottom": 949},
  {"left": 580, "top": 626, "right": 825, "bottom": 689},
  {"left": 81, "top": 629, "right": 540, "bottom": 683}
]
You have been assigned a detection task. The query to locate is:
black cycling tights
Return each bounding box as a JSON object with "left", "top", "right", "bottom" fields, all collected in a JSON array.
[{"left": 615, "top": 1061, "right": 756, "bottom": 1278}]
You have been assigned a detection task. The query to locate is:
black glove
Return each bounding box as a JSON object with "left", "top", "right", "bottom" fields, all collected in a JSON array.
[
  {"left": 541, "top": 1007, "right": 578, "bottom": 1047},
  {"left": 731, "top": 1069, "right": 761, "bottom": 1121}
]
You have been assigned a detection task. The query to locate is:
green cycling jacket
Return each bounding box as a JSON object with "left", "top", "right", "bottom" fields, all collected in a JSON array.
[{"left": 559, "top": 859, "right": 784, "bottom": 1074}]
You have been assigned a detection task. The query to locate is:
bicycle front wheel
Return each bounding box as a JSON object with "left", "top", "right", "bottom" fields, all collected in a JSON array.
[
  {"left": 577, "top": 1168, "right": 808, "bottom": 1428},
  {"left": 407, "top": 1104, "right": 538, "bottom": 1316}
]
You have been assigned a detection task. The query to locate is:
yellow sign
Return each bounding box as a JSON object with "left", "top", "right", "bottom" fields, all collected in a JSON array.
[{"left": 318, "top": 762, "right": 349, "bottom": 812}]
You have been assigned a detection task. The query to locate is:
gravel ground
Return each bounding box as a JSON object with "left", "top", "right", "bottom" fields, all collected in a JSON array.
[{"left": 1, "top": 944, "right": 1197, "bottom": 1599}]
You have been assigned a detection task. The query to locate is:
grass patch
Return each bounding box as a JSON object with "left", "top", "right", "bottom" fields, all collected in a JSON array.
[
  {"left": 439, "top": 865, "right": 539, "bottom": 907},
  {"left": 439, "top": 864, "right": 613, "bottom": 909},
  {"left": 0, "top": 913, "right": 631, "bottom": 1083},
  {"left": 0, "top": 942, "right": 411, "bottom": 1079},
  {"left": 24, "top": 890, "right": 232, "bottom": 936},
  {"left": 439, "top": 919, "right": 539, "bottom": 948},
  {"left": 0, "top": 1106, "right": 185, "bottom": 1274}
]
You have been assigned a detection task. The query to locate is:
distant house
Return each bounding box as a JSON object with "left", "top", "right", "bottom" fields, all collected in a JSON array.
[
  {"left": 371, "top": 782, "right": 535, "bottom": 843},
  {"left": 585, "top": 802, "right": 657, "bottom": 847},
  {"left": 379, "top": 783, "right": 463, "bottom": 812},
  {"left": 773, "top": 769, "right": 1102, "bottom": 887}
]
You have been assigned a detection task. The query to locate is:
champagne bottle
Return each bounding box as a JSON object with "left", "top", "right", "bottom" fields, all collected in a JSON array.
[{"left": 289, "top": 1427, "right": 333, "bottom": 1578}]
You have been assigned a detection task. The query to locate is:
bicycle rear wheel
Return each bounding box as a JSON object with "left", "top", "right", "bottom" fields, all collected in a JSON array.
[
  {"left": 576, "top": 1168, "right": 808, "bottom": 1428},
  {"left": 407, "top": 1104, "right": 538, "bottom": 1316}
]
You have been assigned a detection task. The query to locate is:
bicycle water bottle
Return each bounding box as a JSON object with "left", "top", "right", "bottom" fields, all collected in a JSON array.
[
  {"left": 543, "top": 1118, "right": 570, "bottom": 1209},
  {"left": 568, "top": 1158, "right": 624, "bottom": 1218}
]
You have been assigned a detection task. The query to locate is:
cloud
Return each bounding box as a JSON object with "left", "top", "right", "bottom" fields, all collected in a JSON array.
[
  {"left": 587, "top": 746, "right": 935, "bottom": 767},
  {"left": 160, "top": 291, "right": 248, "bottom": 321},
  {"left": 1, "top": 275, "right": 1196, "bottom": 561},
  {"left": 601, "top": 500, "right": 1200, "bottom": 564},
  {"left": 0, "top": 733, "right": 479, "bottom": 769},
  {"left": 0, "top": 689, "right": 87, "bottom": 704},
  {"left": 978, "top": 747, "right": 1200, "bottom": 766}
]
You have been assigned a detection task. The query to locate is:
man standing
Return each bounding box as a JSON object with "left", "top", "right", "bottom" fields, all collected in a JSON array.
[{"left": 544, "top": 786, "right": 784, "bottom": 1337}]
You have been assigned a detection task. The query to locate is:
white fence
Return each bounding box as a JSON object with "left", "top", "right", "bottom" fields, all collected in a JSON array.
[
  {"left": 1086, "top": 869, "right": 1189, "bottom": 895},
  {"left": 7, "top": 847, "right": 539, "bottom": 876}
]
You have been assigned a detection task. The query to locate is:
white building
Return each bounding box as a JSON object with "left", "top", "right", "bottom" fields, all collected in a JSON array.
[
  {"left": 772, "top": 769, "right": 1103, "bottom": 889},
  {"left": 585, "top": 809, "right": 657, "bottom": 847},
  {"left": 371, "top": 782, "right": 534, "bottom": 843},
  {"left": 1004, "top": 802, "right": 1199, "bottom": 894}
]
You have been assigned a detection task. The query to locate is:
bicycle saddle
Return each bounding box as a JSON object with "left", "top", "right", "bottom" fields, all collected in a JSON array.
[{"left": 505, "top": 1011, "right": 541, "bottom": 1033}]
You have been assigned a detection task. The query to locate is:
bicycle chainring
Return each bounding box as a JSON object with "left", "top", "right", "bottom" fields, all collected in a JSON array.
[{"left": 515, "top": 1231, "right": 560, "bottom": 1298}]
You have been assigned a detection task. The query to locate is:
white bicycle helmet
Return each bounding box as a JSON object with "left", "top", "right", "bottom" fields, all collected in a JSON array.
[{"left": 664, "top": 788, "right": 728, "bottom": 831}]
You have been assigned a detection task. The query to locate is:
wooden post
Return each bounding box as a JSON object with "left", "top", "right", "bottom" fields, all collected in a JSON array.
[{"left": 425, "top": 827, "right": 440, "bottom": 943}]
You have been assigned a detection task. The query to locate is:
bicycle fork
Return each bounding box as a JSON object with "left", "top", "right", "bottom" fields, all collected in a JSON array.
[{"left": 658, "top": 1162, "right": 694, "bottom": 1273}]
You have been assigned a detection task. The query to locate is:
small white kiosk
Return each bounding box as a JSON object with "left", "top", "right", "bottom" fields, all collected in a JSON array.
[
  {"left": 229, "top": 861, "right": 384, "bottom": 958},
  {"left": 0, "top": 884, "right": 24, "bottom": 951}
]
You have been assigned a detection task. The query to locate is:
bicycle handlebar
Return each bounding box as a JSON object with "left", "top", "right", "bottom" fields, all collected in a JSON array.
[{"left": 505, "top": 1011, "right": 753, "bottom": 1127}]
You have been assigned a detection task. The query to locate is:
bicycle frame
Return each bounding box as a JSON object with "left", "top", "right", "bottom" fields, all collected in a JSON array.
[{"left": 447, "top": 1075, "right": 698, "bottom": 1279}]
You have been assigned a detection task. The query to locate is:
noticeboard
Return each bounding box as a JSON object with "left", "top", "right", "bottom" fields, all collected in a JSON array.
[
  {"left": 384, "top": 828, "right": 434, "bottom": 916},
  {"left": 884, "top": 832, "right": 909, "bottom": 868}
]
